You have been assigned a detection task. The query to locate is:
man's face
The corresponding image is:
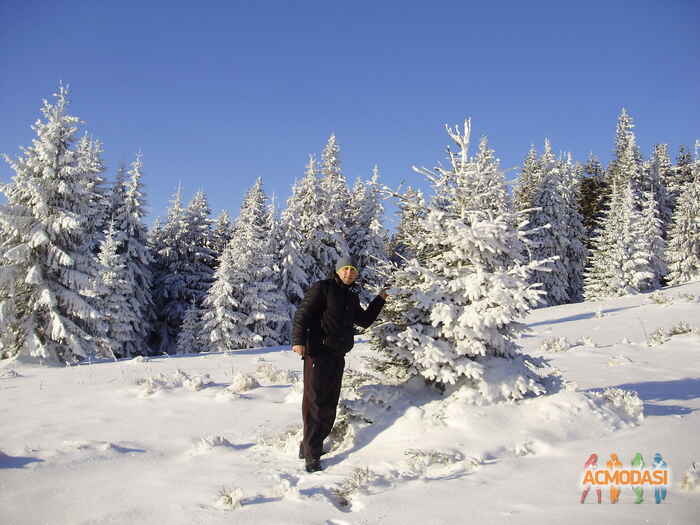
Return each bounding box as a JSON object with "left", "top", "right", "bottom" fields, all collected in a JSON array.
[{"left": 337, "top": 266, "right": 359, "bottom": 285}]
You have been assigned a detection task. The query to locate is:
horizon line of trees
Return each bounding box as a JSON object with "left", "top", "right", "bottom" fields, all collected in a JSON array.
[{"left": 0, "top": 86, "right": 698, "bottom": 368}]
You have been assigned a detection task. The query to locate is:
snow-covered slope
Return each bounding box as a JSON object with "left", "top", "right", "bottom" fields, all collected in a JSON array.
[{"left": 1, "top": 283, "right": 699, "bottom": 525}]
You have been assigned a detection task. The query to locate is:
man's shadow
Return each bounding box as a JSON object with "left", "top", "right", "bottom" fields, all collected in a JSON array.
[{"left": 322, "top": 378, "right": 443, "bottom": 467}]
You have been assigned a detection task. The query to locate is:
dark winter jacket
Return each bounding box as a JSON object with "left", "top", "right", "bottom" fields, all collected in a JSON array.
[{"left": 292, "top": 275, "right": 385, "bottom": 356}]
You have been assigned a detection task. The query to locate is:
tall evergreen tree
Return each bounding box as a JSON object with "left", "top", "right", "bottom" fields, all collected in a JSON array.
[
  {"left": 210, "top": 210, "right": 234, "bottom": 259},
  {"left": 348, "top": 167, "right": 389, "bottom": 303},
  {"left": 200, "top": 242, "right": 247, "bottom": 353},
  {"left": 369, "top": 119, "right": 548, "bottom": 401},
  {"left": 666, "top": 158, "right": 700, "bottom": 285},
  {"left": 150, "top": 186, "right": 189, "bottom": 352},
  {"left": 183, "top": 190, "right": 216, "bottom": 304},
  {"left": 95, "top": 222, "right": 139, "bottom": 359},
  {"left": 647, "top": 144, "right": 674, "bottom": 237},
  {"left": 201, "top": 178, "right": 286, "bottom": 350},
  {"left": 513, "top": 145, "right": 541, "bottom": 213},
  {"left": 0, "top": 86, "right": 105, "bottom": 363},
  {"left": 638, "top": 189, "right": 667, "bottom": 289},
  {"left": 176, "top": 300, "right": 203, "bottom": 355},
  {"left": 579, "top": 152, "right": 609, "bottom": 241},
  {"left": 110, "top": 153, "right": 154, "bottom": 354},
  {"left": 526, "top": 140, "right": 571, "bottom": 305},
  {"left": 668, "top": 145, "right": 694, "bottom": 213},
  {"left": 562, "top": 156, "right": 588, "bottom": 302},
  {"left": 388, "top": 186, "right": 426, "bottom": 265},
  {"left": 607, "top": 108, "right": 642, "bottom": 194},
  {"left": 279, "top": 159, "right": 318, "bottom": 308},
  {"left": 584, "top": 179, "right": 654, "bottom": 300},
  {"left": 318, "top": 134, "right": 350, "bottom": 270}
]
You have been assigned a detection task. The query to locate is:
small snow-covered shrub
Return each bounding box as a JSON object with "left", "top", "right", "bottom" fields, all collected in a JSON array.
[
  {"left": 588, "top": 388, "right": 644, "bottom": 426},
  {"left": 676, "top": 293, "right": 698, "bottom": 303},
  {"left": 215, "top": 486, "right": 244, "bottom": 510},
  {"left": 577, "top": 336, "right": 596, "bottom": 348},
  {"left": 228, "top": 373, "right": 260, "bottom": 393},
  {"left": 0, "top": 369, "right": 22, "bottom": 379},
  {"left": 257, "top": 424, "right": 302, "bottom": 454},
  {"left": 680, "top": 462, "right": 699, "bottom": 492},
  {"left": 255, "top": 362, "right": 299, "bottom": 384},
  {"left": 404, "top": 448, "right": 465, "bottom": 469},
  {"left": 512, "top": 441, "right": 536, "bottom": 457},
  {"left": 539, "top": 337, "right": 573, "bottom": 353},
  {"left": 331, "top": 467, "right": 382, "bottom": 507},
  {"left": 130, "top": 355, "right": 149, "bottom": 363},
  {"left": 192, "top": 435, "right": 234, "bottom": 455},
  {"left": 647, "top": 328, "right": 669, "bottom": 347},
  {"left": 668, "top": 321, "right": 693, "bottom": 336},
  {"left": 648, "top": 291, "right": 673, "bottom": 305},
  {"left": 184, "top": 373, "right": 213, "bottom": 391},
  {"left": 135, "top": 369, "right": 213, "bottom": 396}
]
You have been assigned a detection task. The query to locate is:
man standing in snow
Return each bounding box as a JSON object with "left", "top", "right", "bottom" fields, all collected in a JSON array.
[{"left": 292, "top": 257, "right": 387, "bottom": 473}]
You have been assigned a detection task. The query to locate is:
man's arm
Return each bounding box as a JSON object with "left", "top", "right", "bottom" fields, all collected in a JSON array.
[
  {"left": 353, "top": 293, "right": 386, "bottom": 329},
  {"left": 291, "top": 282, "right": 325, "bottom": 354}
]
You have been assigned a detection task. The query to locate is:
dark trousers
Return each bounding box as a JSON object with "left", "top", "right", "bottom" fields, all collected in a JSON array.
[{"left": 302, "top": 350, "right": 345, "bottom": 460}]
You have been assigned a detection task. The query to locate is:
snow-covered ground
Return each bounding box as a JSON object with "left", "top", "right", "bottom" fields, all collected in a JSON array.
[{"left": 2, "top": 282, "right": 700, "bottom": 525}]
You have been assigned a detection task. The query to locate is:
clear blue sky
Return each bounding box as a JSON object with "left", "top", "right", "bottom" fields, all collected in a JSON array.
[{"left": 1, "top": 0, "right": 698, "bottom": 226}]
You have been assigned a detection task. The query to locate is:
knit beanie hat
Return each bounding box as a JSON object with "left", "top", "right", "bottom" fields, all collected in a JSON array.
[{"left": 336, "top": 256, "right": 359, "bottom": 273}]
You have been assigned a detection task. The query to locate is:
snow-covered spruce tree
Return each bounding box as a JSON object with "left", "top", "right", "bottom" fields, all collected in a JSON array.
[
  {"left": 265, "top": 194, "right": 291, "bottom": 344},
  {"left": 278, "top": 158, "right": 318, "bottom": 308},
  {"left": 388, "top": 186, "right": 426, "bottom": 265},
  {"left": 647, "top": 144, "right": 674, "bottom": 236},
  {"left": 176, "top": 300, "right": 203, "bottom": 355},
  {"left": 0, "top": 86, "right": 107, "bottom": 363},
  {"left": 666, "top": 161, "right": 700, "bottom": 284},
  {"left": 110, "top": 153, "right": 155, "bottom": 354},
  {"left": 584, "top": 181, "right": 654, "bottom": 300},
  {"left": 562, "top": 156, "right": 588, "bottom": 302},
  {"left": 513, "top": 144, "right": 541, "bottom": 213},
  {"left": 200, "top": 240, "right": 248, "bottom": 352},
  {"left": 607, "top": 108, "right": 643, "bottom": 194},
  {"left": 75, "top": 134, "right": 110, "bottom": 252},
  {"left": 150, "top": 186, "right": 189, "bottom": 352},
  {"left": 317, "top": 134, "right": 350, "bottom": 272},
  {"left": 579, "top": 152, "right": 609, "bottom": 241},
  {"left": 369, "top": 119, "right": 550, "bottom": 402},
  {"left": 668, "top": 145, "right": 694, "bottom": 211},
  {"left": 201, "top": 178, "right": 287, "bottom": 350},
  {"left": 95, "top": 222, "right": 139, "bottom": 359},
  {"left": 526, "top": 140, "right": 570, "bottom": 305},
  {"left": 150, "top": 188, "right": 216, "bottom": 353},
  {"left": 638, "top": 190, "right": 667, "bottom": 289},
  {"left": 348, "top": 167, "right": 389, "bottom": 303},
  {"left": 210, "top": 210, "right": 234, "bottom": 260},
  {"left": 183, "top": 190, "right": 217, "bottom": 303}
]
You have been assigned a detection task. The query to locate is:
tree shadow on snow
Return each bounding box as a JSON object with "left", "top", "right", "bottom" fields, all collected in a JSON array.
[
  {"left": 0, "top": 452, "right": 44, "bottom": 469},
  {"left": 587, "top": 377, "right": 700, "bottom": 416},
  {"left": 527, "top": 305, "right": 639, "bottom": 328}
]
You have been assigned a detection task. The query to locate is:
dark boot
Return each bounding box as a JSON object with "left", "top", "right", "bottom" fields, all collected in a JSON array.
[{"left": 305, "top": 457, "right": 322, "bottom": 473}]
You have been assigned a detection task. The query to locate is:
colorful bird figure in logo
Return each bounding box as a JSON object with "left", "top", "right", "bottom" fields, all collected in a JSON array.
[
  {"left": 607, "top": 453, "right": 623, "bottom": 503},
  {"left": 653, "top": 452, "right": 668, "bottom": 504},
  {"left": 631, "top": 452, "right": 646, "bottom": 504},
  {"left": 580, "top": 453, "right": 602, "bottom": 504}
]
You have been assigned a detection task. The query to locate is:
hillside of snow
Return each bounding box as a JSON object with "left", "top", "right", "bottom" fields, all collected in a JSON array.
[{"left": 1, "top": 282, "right": 700, "bottom": 525}]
